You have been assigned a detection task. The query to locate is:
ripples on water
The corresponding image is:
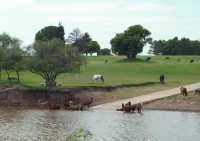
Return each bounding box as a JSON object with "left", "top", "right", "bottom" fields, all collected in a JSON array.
[{"left": 0, "top": 108, "right": 200, "bottom": 141}]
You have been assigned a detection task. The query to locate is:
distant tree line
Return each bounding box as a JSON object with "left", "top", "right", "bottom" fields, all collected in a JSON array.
[{"left": 149, "top": 37, "right": 200, "bottom": 55}]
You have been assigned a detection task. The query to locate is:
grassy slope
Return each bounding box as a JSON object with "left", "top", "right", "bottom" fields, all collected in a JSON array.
[{"left": 1, "top": 55, "right": 200, "bottom": 99}]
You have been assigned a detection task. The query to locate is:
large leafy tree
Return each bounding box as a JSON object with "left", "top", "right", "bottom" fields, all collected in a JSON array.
[
  {"left": 0, "top": 32, "right": 23, "bottom": 83},
  {"left": 25, "top": 38, "right": 86, "bottom": 87},
  {"left": 35, "top": 22, "right": 65, "bottom": 42},
  {"left": 110, "top": 25, "right": 152, "bottom": 59},
  {"left": 85, "top": 41, "right": 100, "bottom": 56}
]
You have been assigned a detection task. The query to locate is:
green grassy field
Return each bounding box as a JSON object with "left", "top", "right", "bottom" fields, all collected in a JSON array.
[
  {"left": 0, "top": 55, "right": 200, "bottom": 98},
  {"left": 1, "top": 55, "right": 200, "bottom": 86}
]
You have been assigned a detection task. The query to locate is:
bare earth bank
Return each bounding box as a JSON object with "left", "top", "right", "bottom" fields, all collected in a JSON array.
[
  {"left": 143, "top": 95, "right": 200, "bottom": 112},
  {"left": 1, "top": 84, "right": 200, "bottom": 112}
]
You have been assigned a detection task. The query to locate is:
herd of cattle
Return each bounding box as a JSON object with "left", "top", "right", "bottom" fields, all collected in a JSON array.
[
  {"left": 38, "top": 96, "right": 94, "bottom": 110},
  {"left": 145, "top": 56, "right": 194, "bottom": 63},
  {"left": 116, "top": 86, "right": 200, "bottom": 114}
]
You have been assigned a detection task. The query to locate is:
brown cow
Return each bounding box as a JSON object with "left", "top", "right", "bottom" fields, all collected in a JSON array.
[
  {"left": 180, "top": 87, "right": 188, "bottom": 99},
  {"left": 121, "top": 102, "right": 143, "bottom": 114},
  {"left": 160, "top": 74, "right": 165, "bottom": 85}
]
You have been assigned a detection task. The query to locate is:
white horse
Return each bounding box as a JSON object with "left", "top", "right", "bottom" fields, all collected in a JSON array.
[{"left": 92, "top": 74, "right": 104, "bottom": 83}]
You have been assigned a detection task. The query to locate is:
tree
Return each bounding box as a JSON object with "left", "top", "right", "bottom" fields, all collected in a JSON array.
[
  {"left": 0, "top": 32, "right": 23, "bottom": 83},
  {"left": 74, "top": 32, "right": 93, "bottom": 53},
  {"left": 56, "top": 22, "right": 65, "bottom": 42},
  {"left": 25, "top": 38, "right": 86, "bottom": 87},
  {"left": 67, "top": 30, "right": 94, "bottom": 53},
  {"left": 149, "top": 40, "right": 165, "bottom": 55},
  {"left": 66, "top": 28, "right": 83, "bottom": 45},
  {"left": 110, "top": 25, "right": 152, "bottom": 59},
  {"left": 35, "top": 23, "right": 65, "bottom": 42},
  {"left": 82, "top": 32, "right": 92, "bottom": 43},
  {"left": 85, "top": 41, "right": 100, "bottom": 56},
  {"left": 73, "top": 38, "right": 86, "bottom": 52},
  {"left": 100, "top": 48, "right": 111, "bottom": 55}
]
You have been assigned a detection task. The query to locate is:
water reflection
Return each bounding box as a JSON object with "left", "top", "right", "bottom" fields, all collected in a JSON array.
[{"left": 0, "top": 108, "right": 200, "bottom": 141}]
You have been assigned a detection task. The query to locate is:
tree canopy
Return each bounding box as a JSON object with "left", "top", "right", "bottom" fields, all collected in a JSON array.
[
  {"left": 110, "top": 25, "right": 152, "bottom": 59},
  {"left": 25, "top": 38, "right": 86, "bottom": 87},
  {"left": 35, "top": 22, "right": 65, "bottom": 42},
  {"left": 100, "top": 48, "right": 111, "bottom": 55},
  {"left": 85, "top": 41, "right": 100, "bottom": 56},
  {"left": 66, "top": 29, "right": 100, "bottom": 55}
]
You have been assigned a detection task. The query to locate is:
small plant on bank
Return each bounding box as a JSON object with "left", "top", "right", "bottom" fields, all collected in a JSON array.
[{"left": 66, "top": 128, "right": 93, "bottom": 141}]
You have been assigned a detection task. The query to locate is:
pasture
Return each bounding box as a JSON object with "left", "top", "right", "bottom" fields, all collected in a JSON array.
[
  {"left": 1, "top": 55, "right": 200, "bottom": 87},
  {"left": 0, "top": 55, "right": 200, "bottom": 99}
]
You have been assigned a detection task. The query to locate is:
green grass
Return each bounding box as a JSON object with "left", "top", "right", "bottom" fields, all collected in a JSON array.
[{"left": 1, "top": 55, "right": 200, "bottom": 99}]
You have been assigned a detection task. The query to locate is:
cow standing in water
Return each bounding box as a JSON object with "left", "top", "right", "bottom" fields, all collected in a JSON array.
[{"left": 160, "top": 74, "right": 165, "bottom": 85}]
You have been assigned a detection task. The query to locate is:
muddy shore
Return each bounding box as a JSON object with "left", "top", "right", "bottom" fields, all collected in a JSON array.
[
  {"left": 0, "top": 85, "right": 119, "bottom": 108},
  {"left": 143, "top": 94, "right": 200, "bottom": 112}
]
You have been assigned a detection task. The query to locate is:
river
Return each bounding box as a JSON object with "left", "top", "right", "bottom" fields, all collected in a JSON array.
[{"left": 0, "top": 108, "right": 200, "bottom": 141}]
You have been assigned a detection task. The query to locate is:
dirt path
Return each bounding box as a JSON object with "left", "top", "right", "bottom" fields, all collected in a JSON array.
[{"left": 92, "top": 82, "right": 200, "bottom": 110}]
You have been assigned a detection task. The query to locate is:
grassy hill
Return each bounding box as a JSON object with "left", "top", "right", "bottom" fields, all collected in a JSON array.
[{"left": 1, "top": 55, "right": 200, "bottom": 87}]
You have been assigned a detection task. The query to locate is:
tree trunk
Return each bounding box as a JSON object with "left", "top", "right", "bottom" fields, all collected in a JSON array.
[
  {"left": 127, "top": 54, "right": 136, "bottom": 59},
  {"left": 16, "top": 71, "right": 20, "bottom": 84},
  {"left": 6, "top": 70, "right": 10, "bottom": 81},
  {"left": 45, "top": 78, "right": 56, "bottom": 87}
]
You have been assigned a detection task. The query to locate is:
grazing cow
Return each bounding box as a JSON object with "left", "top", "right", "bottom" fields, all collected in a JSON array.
[
  {"left": 190, "top": 59, "right": 194, "bottom": 63},
  {"left": 160, "top": 74, "right": 165, "bottom": 85},
  {"left": 105, "top": 60, "right": 108, "bottom": 63},
  {"left": 165, "top": 57, "right": 169, "bottom": 60},
  {"left": 180, "top": 87, "right": 188, "bottom": 98},
  {"left": 92, "top": 74, "right": 104, "bottom": 83},
  {"left": 146, "top": 57, "right": 151, "bottom": 61}
]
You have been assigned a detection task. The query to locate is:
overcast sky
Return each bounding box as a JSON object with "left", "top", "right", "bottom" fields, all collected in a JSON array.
[{"left": 0, "top": 0, "right": 199, "bottom": 55}]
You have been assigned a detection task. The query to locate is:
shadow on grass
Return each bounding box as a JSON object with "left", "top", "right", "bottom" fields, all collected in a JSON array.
[{"left": 114, "top": 58, "right": 155, "bottom": 63}]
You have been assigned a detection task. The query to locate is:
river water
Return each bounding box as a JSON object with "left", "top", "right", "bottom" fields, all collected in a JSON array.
[{"left": 0, "top": 108, "right": 200, "bottom": 141}]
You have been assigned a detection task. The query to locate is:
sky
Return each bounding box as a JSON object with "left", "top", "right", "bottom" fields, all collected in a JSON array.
[{"left": 0, "top": 0, "right": 200, "bottom": 55}]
